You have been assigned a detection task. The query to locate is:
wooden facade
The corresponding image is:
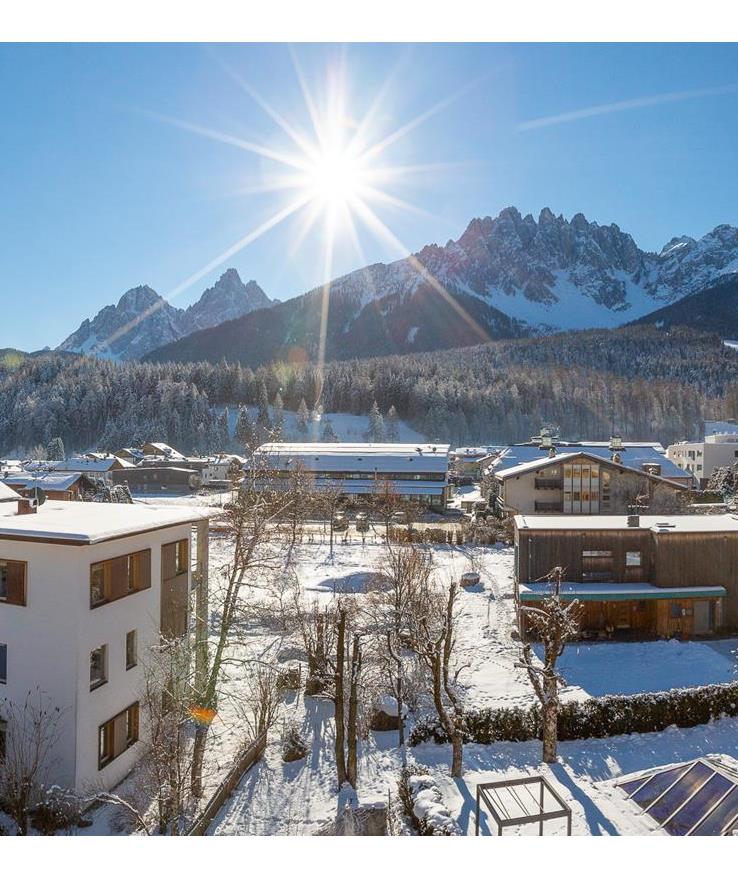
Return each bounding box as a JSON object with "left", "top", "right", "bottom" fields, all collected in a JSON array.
[
  {"left": 515, "top": 521, "right": 735, "bottom": 638},
  {"left": 160, "top": 538, "right": 190, "bottom": 639}
]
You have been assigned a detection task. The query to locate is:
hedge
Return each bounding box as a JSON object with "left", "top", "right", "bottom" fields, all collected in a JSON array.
[
  {"left": 408, "top": 680, "right": 738, "bottom": 746},
  {"left": 397, "top": 764, "right": 462, "bottom": 836}
]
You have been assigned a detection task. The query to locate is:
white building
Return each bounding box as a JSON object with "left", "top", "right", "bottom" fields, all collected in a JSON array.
[
  {"left": 0, "top": 494, "right": 208, "bottom": 794},
  {"left": 253, "top": 442, "right": 452, "bottom": 508},
  {"left": 668, "top": 431, "right": 738, "bottom": 487}
]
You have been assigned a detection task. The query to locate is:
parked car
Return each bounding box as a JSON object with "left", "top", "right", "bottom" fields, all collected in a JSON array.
[
  {"left": 355, "top": 512, "right": 370, "bottom": 532},
  {"left": 391, "top": 511, "right": 409, "bottom": 524},
  {"left": 460, "top": 571, "right": 481, "bottom": 589}
]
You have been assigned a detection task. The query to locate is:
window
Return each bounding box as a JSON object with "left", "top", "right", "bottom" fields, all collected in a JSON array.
[
  {"left": 175, "top": 539, "right": 188, "bottom": 576},
  {"left": 626, "top": 551, "right": 642, "bottom": 567},
  {"left": 89, "top": 550, "right": 151, "bottom": 608},
  {"left": 0, "top": 644, "right": 6, "bottom": 684},
  {"left": 90, "top": 645, "right": 108, "bottom": 690},
  {"left": 98, "top": 702, "right": 139, "bottom": 769},
  {"left": 670, "top": 602, "right": 684, "bottom": 619},
  {"left": 126, "top": 630, "right": 137, "bottom": 670},
  {"left": 0, "top": 559, "right": 26, "bottom": 606}
]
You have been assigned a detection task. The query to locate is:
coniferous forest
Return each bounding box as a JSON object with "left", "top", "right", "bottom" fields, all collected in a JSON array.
[{"left": 1, "top": 325, "right": 736, "bottom": 455}]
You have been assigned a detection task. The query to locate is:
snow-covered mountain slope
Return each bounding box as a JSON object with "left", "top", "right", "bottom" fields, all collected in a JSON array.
[
  {"left": 630, "top": 274, "right": 738, "bottom": 337},
  {"left": 145, "top": 207, "right": 738, "bottom": 367},
  {"left": 57, "top": 269, "right": 270, "bottom": 361}
]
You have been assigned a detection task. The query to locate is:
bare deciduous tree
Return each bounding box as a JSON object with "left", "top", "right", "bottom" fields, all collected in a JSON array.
[
  {"left": 409, "top": 578, "right": 466, "bottom": 777},
  {"left": 517, "top": 567, "right": 582, "bottom": 763},
  {"left": 0, "top": 689, "right": 64, "bottom": 835}
]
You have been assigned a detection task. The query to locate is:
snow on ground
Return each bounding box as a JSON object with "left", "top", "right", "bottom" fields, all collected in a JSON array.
[
  {"left": 74, "top": 494, "right": 738, "bottom": 835},
  {"left": 217, "top": 405, "right": 427, "bottom": 444}
]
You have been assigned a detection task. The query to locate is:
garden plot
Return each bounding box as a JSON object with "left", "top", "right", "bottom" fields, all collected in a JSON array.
[{"left": 545, "top": 639, "right": 738, "bottom": 698}]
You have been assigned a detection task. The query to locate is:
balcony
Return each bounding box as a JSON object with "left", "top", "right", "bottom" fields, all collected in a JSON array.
[
  {"left": 535, "top": 478, "right": 563, "bottom": 490},
  {"left": 534, "top": 501, "right": 564, "bottom": 513}
]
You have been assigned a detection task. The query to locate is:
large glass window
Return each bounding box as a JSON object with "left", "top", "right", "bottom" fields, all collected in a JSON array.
[{"left": 626, "top": 551, "right": 642, "bottom": 567}]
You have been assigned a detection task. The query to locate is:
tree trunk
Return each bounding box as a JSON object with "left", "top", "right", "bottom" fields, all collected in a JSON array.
[
  {"left": 191, "top": 726, "right": 207, "bottom": 798},
  {"left": 346, "top": 634, "right": 361, "bottom": 789},
  {"left": 450, "top": 732, "right": 463, "bottom": 778},
  {"left": 334, "top": 609, "right": 347, "bottom": 789},
  {"left": 542, "top": 701, "right": 558, "bottom": 763}
]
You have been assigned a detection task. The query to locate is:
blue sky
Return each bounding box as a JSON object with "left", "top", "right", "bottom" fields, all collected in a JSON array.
[{"left": 2, "top": 42, "right": 738, "bottom": 351}]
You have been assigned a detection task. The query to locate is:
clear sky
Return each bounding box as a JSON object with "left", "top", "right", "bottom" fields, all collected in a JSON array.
[{"left": 2, "top": 42, "right": 738, "bottom": 351}]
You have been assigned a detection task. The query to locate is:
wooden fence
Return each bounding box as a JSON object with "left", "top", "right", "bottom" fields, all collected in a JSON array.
[{"left": 187, "top": 730, "right": 268, "bottom": 836}]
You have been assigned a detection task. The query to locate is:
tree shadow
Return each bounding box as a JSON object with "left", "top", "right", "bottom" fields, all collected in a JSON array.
[
  {"left": 453, "top": 778, "right": 490, "bottom": 836},
  {"left": 549, "top": 762, "right": 619, "bottom": 836}
]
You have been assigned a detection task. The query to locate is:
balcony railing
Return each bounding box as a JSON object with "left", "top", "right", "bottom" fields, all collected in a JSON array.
[{"left": 535, "top": 478, "right": 563, "bottom": 490}]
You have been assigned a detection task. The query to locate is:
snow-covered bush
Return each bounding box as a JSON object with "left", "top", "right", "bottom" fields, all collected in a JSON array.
[
  {"left": 409, "top": 680, "right": 738, "bottom": 746},
  {"left": 281, "top": 724, "right": 309, "bottom": 763},
  {"left": 397, "top": 764, "right": 461, "bottom": 836}
]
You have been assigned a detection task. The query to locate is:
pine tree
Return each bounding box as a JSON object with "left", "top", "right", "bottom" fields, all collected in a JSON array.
[
  {"left": 321, "top": 419, "right": 339, "bottom": 442},
  {"left": 46, "top": 436, "right": 65, "bottom": 461},
  {"left": 385, "top": 405, "right": 400, "bottom": 442},
  {"left": 273, "top": 392, "right": 285, "bottom": 431},
  {"left": 234, "top": 406, "right": 256, "bottom": 451},
  {"left": 297, "top": 398, "right": 310, "bottom": 435},
  {"left": 367, "top": 400, "right": 385, "bottom": 442}
]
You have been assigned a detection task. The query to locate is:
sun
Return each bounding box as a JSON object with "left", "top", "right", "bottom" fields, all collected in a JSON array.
[{"left": 303, "top": 143, "right": 366, "bottom": 209}]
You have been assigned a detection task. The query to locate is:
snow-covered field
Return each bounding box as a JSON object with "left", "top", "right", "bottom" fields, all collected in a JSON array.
[{"left": 81, "top": 492, "right": 738, "bottom": 836}]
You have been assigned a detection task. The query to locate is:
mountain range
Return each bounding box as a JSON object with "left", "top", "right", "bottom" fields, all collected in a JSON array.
[
  {"left": 57, "top": 268, "right": 270, "bottom": 361},
  {"left": 57, "top": 207, "right": 738, "bottom": 367}
]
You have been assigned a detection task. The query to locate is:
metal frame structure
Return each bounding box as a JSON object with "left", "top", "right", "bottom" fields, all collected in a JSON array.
[{"left": 475, "top": 776, "right": 572, "bottom": 836}]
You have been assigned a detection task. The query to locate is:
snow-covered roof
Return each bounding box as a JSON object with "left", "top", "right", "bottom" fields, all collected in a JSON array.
[
  {"left": 255, "top": 442, "right": 450, "bottom": 475},
  {"left": 451, "top": 446, "right": 501, "bottom": 460},
  {"left": 50, "top": 456, "right": 132, "bottom": 473},
  {"left": 515, "top": 513, "right": 738, "bottom": 533},
  {"left": 519, "top": 581, "right": 727, "bottom": 602},
  {"left": 3, "top": 472, "right": 84, "bottom": 491},
  {"left": 142, "top": 442, "right": 185, "bottom": 459},
  {"left": 490, "top": 441, "right": 684, "bottom": 480},
  {"left": 0, "top": 500, "right": 208, "bottom": 544},
  {"left": 495, "top": 451, "right": 687, "bottom": 487},
  {"left": 0, "top": 482, "right": 21, "bottom": 503}
]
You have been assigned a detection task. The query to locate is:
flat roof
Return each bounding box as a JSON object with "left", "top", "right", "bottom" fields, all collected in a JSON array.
[
  {"left": 255, "top": 442, "right": 450, "bottom": 475},
  {"left": 0, "top": 500, "right": 207, "bottom": 545},
  {"left": 0, "top": 482, "right": 21, "bottom": 502},
  {"left": 515, "top": 514, "right": 738, "bottom": 533},
  {"left": 519, "top": 581, "right": 727, "bottom": 602}
]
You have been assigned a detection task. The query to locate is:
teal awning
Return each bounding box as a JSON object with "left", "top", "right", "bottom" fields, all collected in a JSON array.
[{"left": 519, "top": 582, "right": 727, "bottom": 603}]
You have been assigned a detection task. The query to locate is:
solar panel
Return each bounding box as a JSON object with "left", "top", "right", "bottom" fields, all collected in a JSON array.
[
  {"left": 630, "top": 764, "right": 692, "bottom": 808},
  {"left": 689, "top": 788, "right": 738, "bottom": 836},
  {"left": 646, "top": 762, "right": 714, "bottom": 825},
  {"left": 617, "top": 759, "right": 738, "bottom": 836},
  {"left": 663, "top": 774, "right": 734, "bottom": 836}
]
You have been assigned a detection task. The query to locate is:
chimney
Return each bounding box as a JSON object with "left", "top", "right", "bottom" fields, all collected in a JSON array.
[
  {"left": 17, "top": 498, "right": 36, "bottom": 515},
  {"left": 627, "top": 514, "right": 640, "bottom": 528},
  {"left": 609, "top": 434, "right": 624, "bottom": 452},
  {"left": 548, "top": 447, "right": 556, "bottom": 458}
]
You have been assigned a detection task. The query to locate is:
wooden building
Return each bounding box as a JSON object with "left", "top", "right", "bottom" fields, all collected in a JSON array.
[{"left": 514, "top": 514, "right": 738, "bottom": 639}]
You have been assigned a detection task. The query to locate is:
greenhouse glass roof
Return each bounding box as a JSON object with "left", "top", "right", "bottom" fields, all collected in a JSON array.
[{"left": 617, "top": 758, "right": 738, "bottom": 835}]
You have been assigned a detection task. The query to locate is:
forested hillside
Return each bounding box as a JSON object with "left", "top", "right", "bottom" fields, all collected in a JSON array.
[{"left": 1, "top": 326, "right": 735, "bottom": 455}]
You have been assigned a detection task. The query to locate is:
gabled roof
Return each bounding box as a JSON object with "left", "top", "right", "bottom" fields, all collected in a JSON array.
[
  {"left": 3, "top": 472, "right": 85, "bottom": 491},
  {"left": 495, "top": 450, "right": 687, "bottom": 489},
  {"left": 0, "top": 482, "right": 21, "bottom": 503},
  {"left": 489, "top": 441, "right": 685, "bottom": 480},
  {"left": 50, "top": 456, "right": 133, "bottom": 473}
]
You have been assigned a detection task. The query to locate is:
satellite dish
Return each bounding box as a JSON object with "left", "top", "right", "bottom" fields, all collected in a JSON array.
[{"left": 32, "top": 488, "right": 47, "bottom": 507}]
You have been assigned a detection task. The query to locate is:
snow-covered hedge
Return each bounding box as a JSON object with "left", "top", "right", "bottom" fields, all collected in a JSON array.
[
  {"left": 409, "top": 680, "right": 738, "bottom": 746},
  {"left": 397, "top": 764, "right": 461, "bottom": 836}
]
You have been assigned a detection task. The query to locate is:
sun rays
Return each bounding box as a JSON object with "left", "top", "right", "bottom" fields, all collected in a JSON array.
[{"left": 94, "top": 48, "right": 486, "bottom": 371}]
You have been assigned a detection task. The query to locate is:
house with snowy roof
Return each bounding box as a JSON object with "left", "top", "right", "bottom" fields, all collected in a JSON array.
[
  {"left": 0, "top": 493, "right": 209, "bottom": 793},
  {"left": 513, "top": 513, "right": 738, "bottom": 638},
  {"left": 492, "top": 449, "right": 689, "bottom": 516},
  {"left": 253, "top": 442, "right": 451, "bottom": 509}
]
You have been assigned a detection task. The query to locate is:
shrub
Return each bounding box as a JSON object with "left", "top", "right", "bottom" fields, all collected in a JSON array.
[
  {"left": 30, "top": 787, "right": 84, "bottom": 835},
  {"left": 397, "top": 763, "right": 461, "bottom": 836},
  {"left": 409, "top": 680, "right": 738, "bottom": 746}
]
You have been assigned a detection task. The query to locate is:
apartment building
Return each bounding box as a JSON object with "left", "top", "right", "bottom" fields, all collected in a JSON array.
[
  {"left": 253, "top": 442, "right": 452, "bottom": 509},
  {"left": 514, "top": 514, "right": 738, "bottom": 638},
  {"left": 668, "top": 431, "right": 738, "bottom": 487},
  {"left": 0, "top": 495, "right": 208, "bottom": 793},
  {"left": 493, "top": 450, "right": 688, "bottom": 515}
]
